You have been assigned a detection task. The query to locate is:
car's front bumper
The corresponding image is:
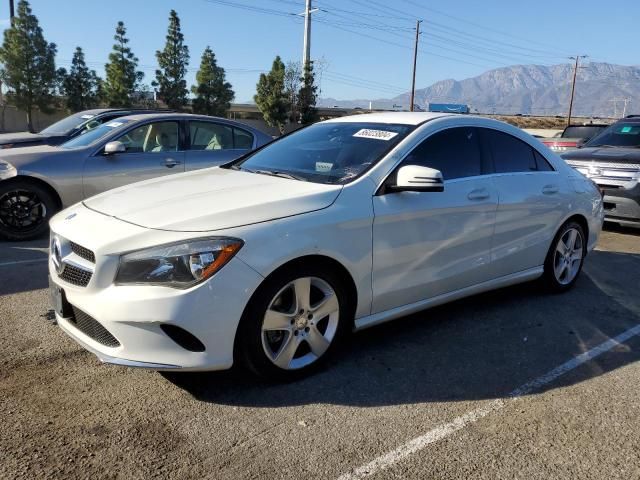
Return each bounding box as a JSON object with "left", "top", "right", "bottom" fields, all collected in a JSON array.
[
  {"left": 602, "top": 183, "right": 640, "bottom": 227},
  {"left": 50, "top": 254, "right": 264, "bottom": 371},
  {"left": 48, "top": 204, "right": 265, "bottom": 371}
]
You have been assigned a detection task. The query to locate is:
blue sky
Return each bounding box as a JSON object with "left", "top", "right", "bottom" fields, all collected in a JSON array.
[{"left": 14, "top": 0, "right": 640, "bottom": 103}]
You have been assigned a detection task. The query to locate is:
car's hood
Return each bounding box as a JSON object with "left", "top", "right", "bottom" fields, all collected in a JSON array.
[
  {"left": 83, "top": 167, "right": 343, "bottom": 232},
  {"left": 0, "top": 144, "right": 69, "bottom": 168},
  {"left": 561, "top": 147, "right": 640, "bottom": 163},
  {"left": 0, "top": 131, "right": 46, "bottom": 145}
]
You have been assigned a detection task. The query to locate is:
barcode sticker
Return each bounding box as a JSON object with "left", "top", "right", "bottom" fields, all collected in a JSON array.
[{"left": 353, "top": 128, "right": 398, "bottom": 141}]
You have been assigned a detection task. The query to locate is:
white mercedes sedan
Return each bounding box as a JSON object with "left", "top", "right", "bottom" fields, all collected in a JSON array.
[{"left": 48, "top": 113, "right": 604, "bottom": 380}]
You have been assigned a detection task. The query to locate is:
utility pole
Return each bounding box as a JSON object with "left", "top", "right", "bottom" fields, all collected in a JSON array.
[
  {"left": 300, "top": 0, "right": 318, "bottom": 68},
  {"left": 622, "top": 98, "right": 630, "bottom": 118},
  {"left": 567, "top": 55, "right": 587, "bottom": 126},
  {"left": 410, "top": 20, "right": 422, "bottom": 112},
  {"left": 9, "top": 0, "right": 14, "bottom": 25}
]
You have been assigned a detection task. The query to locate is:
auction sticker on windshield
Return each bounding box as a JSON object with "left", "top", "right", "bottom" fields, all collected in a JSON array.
[
  {"left": 315, "top": 162, "right": 333, "bottom": 172},
  {"left": 353, "top": 129, "right": 399, "bottom": 141},
  {"left": 105, "top": 122, "right": 124, "bottom": 128}
]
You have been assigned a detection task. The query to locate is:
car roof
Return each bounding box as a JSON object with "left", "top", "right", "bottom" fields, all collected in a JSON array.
[
  {"left": 111, "top": 113, "right": 269, "bottom": 137},
  {"left": 324, "top": 112, "right": 453, "bottom": 126},
  {"left": 70, "top": 108, "right": 173, "bottom": 117}
]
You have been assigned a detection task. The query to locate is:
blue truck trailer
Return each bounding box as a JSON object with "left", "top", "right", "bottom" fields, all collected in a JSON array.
[{"left": 428, "top": 103, "right": 470, "bottom": 114}]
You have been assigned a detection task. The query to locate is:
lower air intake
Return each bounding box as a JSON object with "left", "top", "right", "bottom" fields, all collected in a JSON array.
[
  {"left": 160, "top": 324, "right": 206, "bottom": 352},
  {"left": 69, "top": 306, "right": 120, "bottom": 348}
]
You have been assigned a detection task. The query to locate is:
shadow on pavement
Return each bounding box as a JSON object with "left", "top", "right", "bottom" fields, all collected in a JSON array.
[
  {"left": 164, "top": 249, "right": 640, "bottom": 407},
  {"left": 603, "top": 222, "right": 640, "bottom": 236},
  {"left": 0, "top": 238, "right": 49, "bottom": 296}
]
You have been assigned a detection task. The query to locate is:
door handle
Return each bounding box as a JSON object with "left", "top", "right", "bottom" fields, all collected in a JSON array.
[
  {"left": 164, "top": 158, "right": 182, "bottom": 168},
  {"left": 542, "top": 184, "right": 559, "bottom": 195},
  {"left": 467, "top": 188, "right": 490, "bottom": 201}
]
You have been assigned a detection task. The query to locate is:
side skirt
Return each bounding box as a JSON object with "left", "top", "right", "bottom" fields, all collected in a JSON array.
[{"left": 354, "top": 266, "right": 544, "bottom": 331}]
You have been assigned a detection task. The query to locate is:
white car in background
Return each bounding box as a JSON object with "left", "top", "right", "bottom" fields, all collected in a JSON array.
[{"left": 48, "top": 112, "right": 604, "bottom": 380}]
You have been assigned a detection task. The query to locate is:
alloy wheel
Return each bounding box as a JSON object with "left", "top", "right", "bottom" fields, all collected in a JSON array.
[
  {"left": 553, "top": 227, "right": 584, "bottom": 285},
  {"left": 0, "top": 189, "right": 47, "bottom": 233},
  {"left": 261, "top": 276, "right": 340, "bottom": 370}
]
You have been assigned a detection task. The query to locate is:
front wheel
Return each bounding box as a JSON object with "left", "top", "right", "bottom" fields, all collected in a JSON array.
[
  {"left": 237, "top": 264, "right": 352, "bottom": 380},
  {"left": 542, "top": 221, "right": 586, "bottom": 293},
  {"left": 0, "top": 179, "right": 58, "bottom": 241}
]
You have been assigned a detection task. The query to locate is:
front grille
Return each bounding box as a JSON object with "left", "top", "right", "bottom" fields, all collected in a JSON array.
[
  {"left": 60, "top": 264, "right": 93, "bottom": 287},
  {"left": 69, "top": 242, "right": 95, "bottom": 263},
  {"left": 565, "top": 160, "right": 640, "bottom": 170},
  {"left": 69, "top": 306, "right": 120, "bottom": 348}
]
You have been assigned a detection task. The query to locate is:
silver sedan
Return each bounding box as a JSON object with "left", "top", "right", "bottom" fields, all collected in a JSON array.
[{"left": 0, "top": 113, "right": 271, "bottom": 240}]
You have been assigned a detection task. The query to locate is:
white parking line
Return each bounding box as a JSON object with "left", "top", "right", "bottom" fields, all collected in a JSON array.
[
  {"left": 338, "top": 323, "right": 640, "bottom": 480},
  {"left": 0, "top": 258, "right": 48, "bottom": 267}
]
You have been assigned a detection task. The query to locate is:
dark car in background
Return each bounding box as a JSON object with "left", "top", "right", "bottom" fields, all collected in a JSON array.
[
  {"left": 0, "top": 108, "right": 173, "bottom": 150},
  {"left": 562, "top": 116, "right": 640, "bottom": 228},
  {"left": 542, "top": 124, "right": 609, "bottom": 152},
  {"left": 0, "top": 113, "right": 272, "bottom": 240}
]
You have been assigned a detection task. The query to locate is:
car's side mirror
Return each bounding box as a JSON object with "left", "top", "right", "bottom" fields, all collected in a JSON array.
[
  {"left": 104, "top": 141, "right": 126, "bottom": 155},
  {"left": 390, "top": 165, "right": 444, "bottom": 192}
]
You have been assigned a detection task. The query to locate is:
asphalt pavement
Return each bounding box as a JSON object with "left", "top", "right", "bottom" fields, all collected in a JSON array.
[{"left": 1, "top": 225, "right": 639, "bottom": 479}]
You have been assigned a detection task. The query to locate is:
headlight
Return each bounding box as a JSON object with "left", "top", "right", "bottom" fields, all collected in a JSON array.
[
  {"left": 0, "top": 160, "right": 17, "bottom": 180},
  {"left": 115, "top": 237, "right": 244, "bottom": 288}
]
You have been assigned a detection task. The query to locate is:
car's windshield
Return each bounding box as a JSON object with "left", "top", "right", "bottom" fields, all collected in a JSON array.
[
  {"left": 586, "top": 123, "right": 640, "bottom": 148},
  {"left": 60, "top": 119, "right": 132, "bottom": 149},
  {"left": 231, "top": 122, "right": 414, "bottom": 184},
  {"left": 40, "top": 112, "right": 98, "bottom": 135},
  {"left": 562, "top": 125, "right": 605, "bottom": 140}
]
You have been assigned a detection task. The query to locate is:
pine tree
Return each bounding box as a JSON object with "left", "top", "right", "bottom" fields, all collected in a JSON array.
[
  {"left": 254, "top": 56, "right": 288, "bottom": 134},
  {"left": 0, "top": 0, "right": 58, "bottom": 132},
  {"left": 297, "top": 61, "right": 318, "bottom": 125},
  {"left": 154, "top": 10, "right": 189, "bottom": 109},
  {"left": 191, "top": 46, "right": 234, "bottom": 117},
  {"left": 103, "top": 21, "right": 144, "bottom": 108},
  {"left": 59, "top": 47, "right": 102, "bottom": 112}
]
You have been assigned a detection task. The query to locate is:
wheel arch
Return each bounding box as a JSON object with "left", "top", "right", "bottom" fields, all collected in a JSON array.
[
  {"left": 3, "top": 174, "right": 63, "bottom": 210},
  {"left": 561, "top": 213, "right": 590, "bottom": 254},
  {"left": 232, "top": 254, "right": 359, "bottom": 358}
]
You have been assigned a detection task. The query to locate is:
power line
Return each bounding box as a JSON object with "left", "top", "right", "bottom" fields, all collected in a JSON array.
[{"left": 396, "top": 0, "right": 573, "bottom": 56}]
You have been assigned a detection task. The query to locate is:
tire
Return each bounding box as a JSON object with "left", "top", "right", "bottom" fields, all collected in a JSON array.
[
  {"left": 0, "top": 179, "right": 58, "bottom": 241},
  {"left": 542, "top": 220, "right": 586, "bottom": 293},
  {"left": 236, "top": 263, "right": 353, "bottom": 381}
]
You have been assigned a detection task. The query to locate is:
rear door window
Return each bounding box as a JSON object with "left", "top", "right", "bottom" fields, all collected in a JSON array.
[
  {"left": 233, "top": 128, "right": 254, "bottom": 149},
  {"left": 482, "top": 129, "right": 538, "bottom": 173},
  {"left": 189, "top": 121, "right": 234, "bottom": 150}
]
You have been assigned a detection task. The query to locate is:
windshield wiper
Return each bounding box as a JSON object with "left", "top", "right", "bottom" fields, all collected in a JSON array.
[{"left": 245, "top": 168, "right": 306, "bottom": 181}]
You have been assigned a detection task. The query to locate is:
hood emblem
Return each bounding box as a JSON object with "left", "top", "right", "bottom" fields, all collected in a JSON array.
[{"left": 65, "top": 213, "right": 77, "bottom": 221}]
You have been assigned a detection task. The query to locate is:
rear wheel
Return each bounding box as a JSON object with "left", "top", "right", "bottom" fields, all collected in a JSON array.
[
  {"left": 542, "top": 221, "right": 586, "bottom": 292},
  {"left": 0, "top": 179, "right": 58, "bottom": 241},
  {"left": 237, "top": 264, "right": 352, "bottom": 380}
]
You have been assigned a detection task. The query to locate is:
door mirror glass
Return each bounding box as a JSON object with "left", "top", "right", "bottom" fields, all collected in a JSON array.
[
  {"left": 104, "top": 141, "right": 126, "bottom": 155},
  {"left": 393, "top": 165, "right": 444, "bottom": 192}
]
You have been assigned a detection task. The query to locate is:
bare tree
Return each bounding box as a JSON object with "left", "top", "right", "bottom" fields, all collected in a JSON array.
[{"left": 284, "top": 61, "right": 301, "bottom": 123}]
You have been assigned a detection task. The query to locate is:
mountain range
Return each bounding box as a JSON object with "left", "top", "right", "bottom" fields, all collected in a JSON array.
[{"left": 318, "top": 62, "right": 640, "bottom": 117}]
